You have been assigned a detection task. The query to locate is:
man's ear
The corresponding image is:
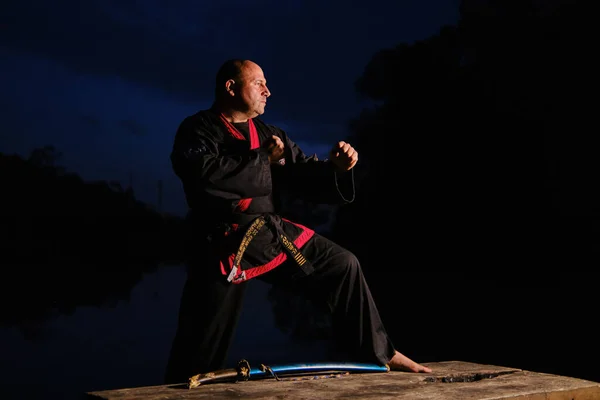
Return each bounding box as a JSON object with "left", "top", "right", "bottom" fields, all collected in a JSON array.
[{"left": 225, "top": 79, "right": 236, "bottom": 95}]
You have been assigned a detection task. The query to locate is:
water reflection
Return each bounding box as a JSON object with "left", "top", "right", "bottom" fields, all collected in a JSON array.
[
  {"left": 3, "top": 253, "right": 598, "bottom": 400},
  {"left": 0, "top": 264, "right": 328, "bottom": 400}
]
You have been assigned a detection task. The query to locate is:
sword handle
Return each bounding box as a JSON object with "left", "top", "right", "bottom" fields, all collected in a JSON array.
[{"left": 188, "top": 359, "right": 252, "bottom": 389}]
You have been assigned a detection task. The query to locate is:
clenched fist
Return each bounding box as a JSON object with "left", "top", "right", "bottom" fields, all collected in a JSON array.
[
  {"left": 262, "top": 135, "right": 285, "bottom": 164},
  {"left": 329, "top": 141, "right": 358, "bottom": 172}
]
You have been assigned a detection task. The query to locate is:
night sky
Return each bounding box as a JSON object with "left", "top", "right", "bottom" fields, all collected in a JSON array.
[
  {"left": 1, "top": 0, "right": 459, "bottom": 216},
  {"left": 2, "top": 3, "right": 600, "bottom": 398}
]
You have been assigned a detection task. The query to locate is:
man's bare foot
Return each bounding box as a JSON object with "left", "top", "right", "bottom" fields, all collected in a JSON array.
[{"left": 388, "top": 350, "right": 432, "bottom": 373}]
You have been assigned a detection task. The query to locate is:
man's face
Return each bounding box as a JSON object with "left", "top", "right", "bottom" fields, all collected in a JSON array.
[{"left": 233, "top": 61, "right": 271, "bottom": 118}]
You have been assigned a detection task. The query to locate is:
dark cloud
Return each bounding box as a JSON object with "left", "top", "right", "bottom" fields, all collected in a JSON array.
[
  {"left": 118, "top": 119, "right": 146, "bottom": 137},
  {"left": 2, "top": 0, "right": 459, "bottom": 142},
  {"left": 80, "top": 115, "right": 103, "bottom": 128}
]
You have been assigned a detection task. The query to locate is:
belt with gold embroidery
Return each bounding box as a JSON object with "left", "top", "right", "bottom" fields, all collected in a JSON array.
[{"left": 227, "top": 215, "right": 314, "bottom": 283}]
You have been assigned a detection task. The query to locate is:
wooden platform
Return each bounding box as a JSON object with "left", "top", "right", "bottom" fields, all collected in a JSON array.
[{"left": 84, "top": 361, "right": 600, "bottom": 400}]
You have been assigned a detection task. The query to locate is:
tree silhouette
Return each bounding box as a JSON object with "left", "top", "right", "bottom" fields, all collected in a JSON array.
[
  {"left": 334, "top": 0, "right": 598, "bottom": 275},
  {"left": 0, "top": 147, "right": 186, "bottom": 333},
  {"left": 328, "top": 0, "right": 598, "bottom": 383}
]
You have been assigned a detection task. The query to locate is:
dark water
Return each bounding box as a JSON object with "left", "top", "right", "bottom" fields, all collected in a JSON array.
[
  {"left": 2, "top": 265, "right": 599, "bottom": 400},
  {"left": 0, "top": 265, "right": 327, "bottom": 400}
]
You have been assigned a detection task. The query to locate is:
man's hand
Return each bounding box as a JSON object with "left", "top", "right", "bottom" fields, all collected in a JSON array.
[
  {"left": 263, "top": 135, "right": 285, "bottom": 164},
  {"left": 329, "top": 141, "right": 358, "bottom": 172}
]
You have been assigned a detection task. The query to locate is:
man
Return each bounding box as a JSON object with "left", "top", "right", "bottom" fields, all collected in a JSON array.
[{"left": 164, "top": 59, "right": 432, "bottom": 384}]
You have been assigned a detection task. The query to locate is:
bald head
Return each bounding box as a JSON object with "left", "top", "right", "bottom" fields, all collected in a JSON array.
[
  {"left": 213, "top": 59, "right": 271, "bottom": 121},
  {"left": 215, "top": 59, "right": 247, "bottom": 99}
]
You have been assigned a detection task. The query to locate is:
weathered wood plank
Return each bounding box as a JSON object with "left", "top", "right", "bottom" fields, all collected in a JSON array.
[{"left": 84, "top": 361, "right": 600, "bottom": 400}]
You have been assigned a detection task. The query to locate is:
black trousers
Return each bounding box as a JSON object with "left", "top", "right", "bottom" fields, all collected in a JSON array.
[{"left": 163, "top": 232, "right": 396, "bottom": 384}]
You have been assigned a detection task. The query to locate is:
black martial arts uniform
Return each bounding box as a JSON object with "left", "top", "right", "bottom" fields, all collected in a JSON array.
[{"left": 164, "top": 108, "right": 395, "bottom": 384}]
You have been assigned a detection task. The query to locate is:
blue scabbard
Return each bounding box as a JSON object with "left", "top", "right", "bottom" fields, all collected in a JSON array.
[
  {"left": 188, "top": 360, "right": 389, "bottom": 388},
  {"left": 249, "top": 362, "right": 390, "bottom": 379}
]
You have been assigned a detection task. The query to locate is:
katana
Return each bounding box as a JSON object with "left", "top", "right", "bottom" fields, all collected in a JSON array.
[{"left": 188, "top": 359, "right": 390, "bottom": 388}]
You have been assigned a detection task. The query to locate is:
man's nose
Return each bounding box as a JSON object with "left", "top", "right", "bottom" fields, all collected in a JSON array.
[{"left": 264, "top": 86, "right": 271, "bottom": 97}]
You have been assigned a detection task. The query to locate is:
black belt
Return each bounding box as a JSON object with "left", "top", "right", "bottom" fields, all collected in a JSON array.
[{"left": 227, "top": 215, "right": 314, "bottom": 283}]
